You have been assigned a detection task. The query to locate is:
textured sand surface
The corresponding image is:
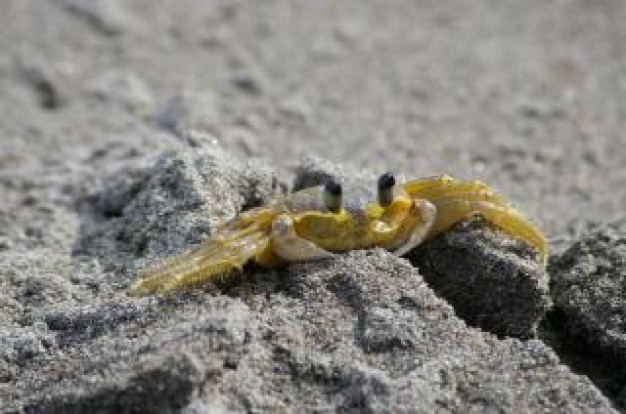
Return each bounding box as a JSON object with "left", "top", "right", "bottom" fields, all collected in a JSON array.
[{"left": 1, "top": 1, "right": 625, "bottom": 412}]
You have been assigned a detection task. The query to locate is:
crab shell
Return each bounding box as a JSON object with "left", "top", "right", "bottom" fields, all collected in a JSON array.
[{"left": 129, "top": 175, "right": 548, "bottom": 296}]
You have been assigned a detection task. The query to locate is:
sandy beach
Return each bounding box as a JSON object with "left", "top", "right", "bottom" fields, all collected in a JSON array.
[{"left": 1, "top": 1, "right": 624, "bottom": 412}]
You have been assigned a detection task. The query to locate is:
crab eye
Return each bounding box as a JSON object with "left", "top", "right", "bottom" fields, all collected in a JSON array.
[
  {"left": 323, "top": 179, "right": 343, "bottom": 213},
  {"left": 377, "top": 172, "right": 396, "bottom": 207}
]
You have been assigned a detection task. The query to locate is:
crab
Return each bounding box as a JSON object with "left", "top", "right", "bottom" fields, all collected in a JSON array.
[{"left": 129, "top": 173, "right": 548, "bottom": 296}]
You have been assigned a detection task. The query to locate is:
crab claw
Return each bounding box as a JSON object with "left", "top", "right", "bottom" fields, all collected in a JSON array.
[{"left": 403, "top": 175, "right": 548, "bottom": 265}]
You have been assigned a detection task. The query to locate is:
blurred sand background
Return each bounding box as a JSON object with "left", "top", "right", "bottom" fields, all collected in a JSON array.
[{"left": 2, "top": 0, "right": 625, "bottom": 245}]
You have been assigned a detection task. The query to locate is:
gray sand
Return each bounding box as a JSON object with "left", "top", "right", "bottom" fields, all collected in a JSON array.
[{"left": 1, "top": 1, "right": 625, "bottom": 412}]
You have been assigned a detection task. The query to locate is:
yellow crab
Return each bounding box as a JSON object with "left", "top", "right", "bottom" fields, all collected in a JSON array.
[{"left": 129, "top": 173, "right": 548, "bottom": 296}]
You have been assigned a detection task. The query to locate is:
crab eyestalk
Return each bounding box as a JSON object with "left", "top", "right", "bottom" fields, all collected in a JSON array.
[
  {"left": 323, "top": 179, "right": 343, "bottom": 213},
  {"left": 377, "top": 172, "right": 396, "bottom": 207}
]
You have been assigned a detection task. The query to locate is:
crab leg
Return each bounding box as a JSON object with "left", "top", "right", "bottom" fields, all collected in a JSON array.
[
  {"left": 129, "top": 208, "right": 278, "bottom": 296},
  {"left": 403, "top": 176, "right": 548, "bottom": 265}
]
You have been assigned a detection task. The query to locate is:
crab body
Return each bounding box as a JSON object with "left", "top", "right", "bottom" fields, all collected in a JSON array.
[{"left": 130, "top": 174, "right": 548, "bottom": 296}]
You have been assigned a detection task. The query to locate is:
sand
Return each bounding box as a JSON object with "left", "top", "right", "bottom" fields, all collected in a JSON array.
[{"left": 1, "top": 1, "right": 625, "bottom": 412}]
